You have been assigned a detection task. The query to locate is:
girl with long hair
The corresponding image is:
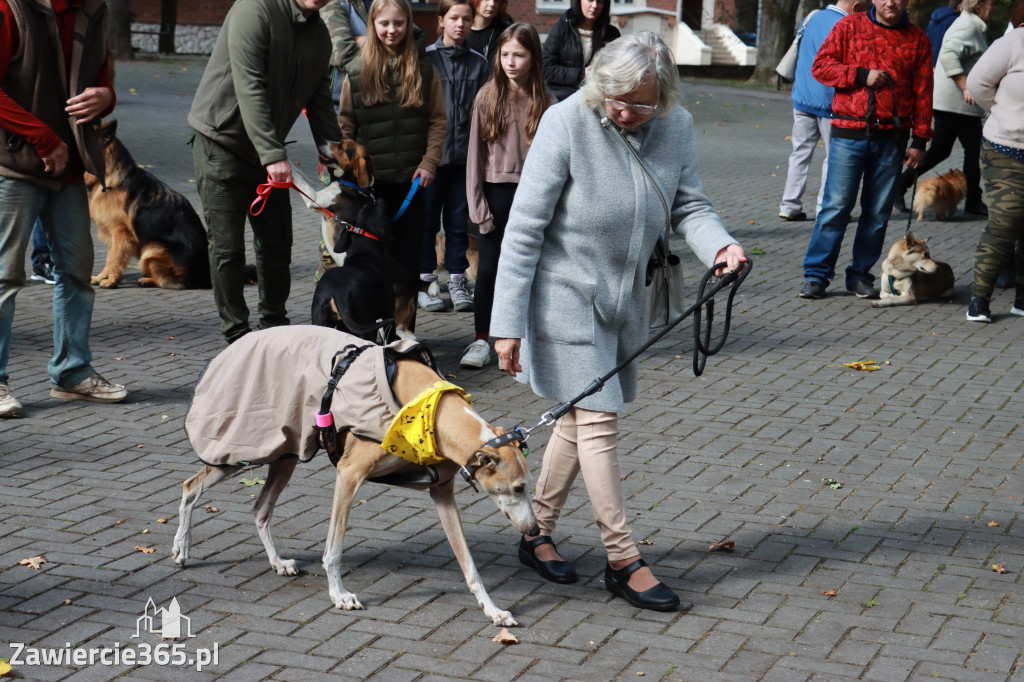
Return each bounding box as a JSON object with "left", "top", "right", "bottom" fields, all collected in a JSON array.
[
  {"left": 460, "top": 23, "right": 555, "bottom": 368},
  {"left": 337, "top": 0, "right": 446, "bottom": 299}
]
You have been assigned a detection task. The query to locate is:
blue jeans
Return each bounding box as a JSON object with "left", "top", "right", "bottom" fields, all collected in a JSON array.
[
  {"left": 0, "top": 176, "right": 97, "bottom": 387},
  {"left": 31, "top": 220, "right": 51, "bottom": 267},
  {"left": 803, "top": 135, "right": 903, "bottom": 287},
  {"left": 420, "top": 164, "right": 470, "bottom": 275}
]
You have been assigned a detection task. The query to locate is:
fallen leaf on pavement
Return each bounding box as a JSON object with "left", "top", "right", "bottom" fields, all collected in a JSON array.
[
  {"left": 822, "top": 478, "right": 843, "bottom": 490},
  {"left": 142, "top": 529, "right": 150, "bottom": 534},
  {"left": 17, "top": 555, "right": 46, "bottom": 570},
  {"left": 358, "top": 499, "right": 367, "bottom": 504},
  {"left": 239, "top": 477, "right": 265, "bottom": 487},
  {"left": 205, "top": 505, "right": 219, "bottom": 513},
  {"left": 134, "top": 546, "right": 156, "bottom": 554},
  {"left": 986, "top": 521, "right": 999, "bottom": 527},
  {"left": 843, "top": 360, "right": 880, "bottom": 371},
  {"left": 992, "top": 563, "right": 1006, "bottom": 574},
  {"left": 0, "top": 661, "right": 11, "bottom": 676},
  {"left": 111, "top": 356, "right": 127, "bottom": 360},
  {"left": 156, "top": 518, "right": 168, "bottom": 524},
  {"left": 637, "top": 539, "right": 655, "bottom": 546},
  {"left": 709, "top": 540, "right": 735, "bottom": 552},
  {"left": 822, "top": 589, "right": 838, "bottom": 597},
  {"left": 492, "top": 628, "right": 518, "bottom": 644}
]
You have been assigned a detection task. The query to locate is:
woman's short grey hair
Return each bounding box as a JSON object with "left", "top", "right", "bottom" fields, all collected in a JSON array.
[
  {"left": 959, "top": 0, "right": 986, "bottom": 13},
  {"left": 581, "top": 31, "right": 679, "bottom": 115}
]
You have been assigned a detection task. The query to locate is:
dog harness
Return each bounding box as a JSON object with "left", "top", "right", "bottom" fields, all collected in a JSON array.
[{"left": 380, "top": 381, "right": 472, "bottom": 466}]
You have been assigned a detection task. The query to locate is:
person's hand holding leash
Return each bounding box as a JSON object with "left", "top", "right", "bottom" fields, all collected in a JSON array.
[
  {"left": 65, "top": 87, "right": 113, "bottom": 124},
  {"left": 903, "top": 147, "right": 924, "bottom": 169},
  {"left": 266, "top": 160, "right": 293, "bottom": 184},
  {"left": 714, "top": 243, "right": 748, "bottom": 276},
  {"left": 412, "top": 167, "right": 435, "bottom": 188},
  {"left": 495, "top": 338, "right": 522, "bottom": 377},
  {"left": 865, "top": 69, "right": 890, "bottom": 90}
]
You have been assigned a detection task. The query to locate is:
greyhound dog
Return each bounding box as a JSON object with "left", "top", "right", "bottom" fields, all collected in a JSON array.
[{"left": 171, "top": 326, "right": 537, "bottom": 625}]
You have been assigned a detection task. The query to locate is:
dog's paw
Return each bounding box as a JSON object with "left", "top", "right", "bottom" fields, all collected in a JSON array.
[
  {"left": 274, "top": 559, "right": 300, "bottom": 576},
  {"left": 332, "top": 591, "right": 364, "bottom": 610},
  {"left": 871, "top": 300, "right": 882, "bottom": 308},
  {"left": 489, "top": 609, "right": 517, "bottom": 627},
  {"left": 171, "top": 548, "right": 187, "bottom": 567},
  {"left": 96, "top": 279, "right": 120, "bottom": 289}
]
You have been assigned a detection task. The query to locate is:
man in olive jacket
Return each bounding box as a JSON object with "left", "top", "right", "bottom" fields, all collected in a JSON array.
[{"left": 189, "top": 0, "right": 342, "bottom": 344}]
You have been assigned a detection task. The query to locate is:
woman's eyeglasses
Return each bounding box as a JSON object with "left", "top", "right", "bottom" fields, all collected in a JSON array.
[{"left": 603, "top": 98, "right": 658, "bottom": 115}]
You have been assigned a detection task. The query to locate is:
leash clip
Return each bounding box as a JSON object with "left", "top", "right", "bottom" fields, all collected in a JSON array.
[{"left": 459, "top": 465, "right": 479, "bottom": 492}]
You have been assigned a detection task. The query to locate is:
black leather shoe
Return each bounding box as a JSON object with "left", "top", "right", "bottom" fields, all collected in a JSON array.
[
  {"left": 518, "top": 535, "right": 577, "bottom": 584},
  {"left": 605, "top": 559, "right": 680, "bottom": 611}
]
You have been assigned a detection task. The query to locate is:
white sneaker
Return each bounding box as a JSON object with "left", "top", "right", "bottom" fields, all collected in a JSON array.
[
  {"left": 449, "top": 274, "right": 474, "bottom": 312},
  {"left": 50, "top": 373, "right": 127, "bottom": 403},
  {"left": 417, "top": 290, "right": 447, "bottom": 312},
  {"left": 460, "top": 340, "right": 491, "bottom": 368},
  {"left": 0, "top": 383, "right": 23, "bottom": 418}
]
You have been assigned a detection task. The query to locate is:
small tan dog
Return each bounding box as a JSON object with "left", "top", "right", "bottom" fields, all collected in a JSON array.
[
  {"left": 912, "top": 168, "right": 967, "bottom": 220},
  {"left": 872, "top": 231, "right": 955, "bottom": 307}
]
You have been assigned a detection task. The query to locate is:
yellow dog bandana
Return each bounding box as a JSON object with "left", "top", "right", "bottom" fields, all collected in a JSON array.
[{"left": 380, "top": 381, "right": 472, "bottom": 465}]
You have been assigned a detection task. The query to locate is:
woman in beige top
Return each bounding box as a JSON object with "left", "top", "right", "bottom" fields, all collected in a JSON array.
[{"left": 460, "top": 24, "right": 555, "bottom": 369}]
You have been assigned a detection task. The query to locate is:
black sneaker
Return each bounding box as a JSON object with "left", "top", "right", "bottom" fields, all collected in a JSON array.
[
  {"left": 965, "top": 202, "right": 989, "bottom": 217},
  {"left": 30, "top": 260, "right": 55, "bottom": 285},
  {"left": 846, "top": 279, "right": 878, "bottom": 299},
  {"left": 1010, "top": 294, "right": 1024, "bottom": 317},
  {"left": 966, "top": 296, "right": 992, "bottom": 323},
  {"left": 799, "top": 280, "right": 826, "bottom": 299}
]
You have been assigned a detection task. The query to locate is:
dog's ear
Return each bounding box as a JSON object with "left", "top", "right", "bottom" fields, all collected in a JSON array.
[
  {"left": 905, "top": 231, "right": 917, "bottom": 245},
  {"left": 473, "top": 449, "right": 499, "bottom": 470},
  {"left": 103, "top": 119, "right": 117, "bottom": 139},
  {"left": 353, "top": 153, "right": 373, "bottom": 189},
  {"left": 332, "top": 229, "right": 353, "bottom": 253}
]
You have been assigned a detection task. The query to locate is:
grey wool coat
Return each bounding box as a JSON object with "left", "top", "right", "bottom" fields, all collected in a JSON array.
[{"left": 489, "top": 92, "right": 739, "bottom": 413}]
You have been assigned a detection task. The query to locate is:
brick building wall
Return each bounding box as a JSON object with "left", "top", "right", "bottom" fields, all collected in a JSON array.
[{"left": 130, "top": 0, "right": 234, "bottom": 25}]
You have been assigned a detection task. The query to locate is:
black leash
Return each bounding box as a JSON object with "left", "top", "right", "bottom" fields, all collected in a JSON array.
[{"left": 468, "top": 260, "right": 753, "bottom": 484}]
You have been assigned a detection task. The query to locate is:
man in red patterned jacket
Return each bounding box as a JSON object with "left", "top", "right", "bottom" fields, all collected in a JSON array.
[{"left": 799, "top": 0, "right": 933, "bottom": 300}]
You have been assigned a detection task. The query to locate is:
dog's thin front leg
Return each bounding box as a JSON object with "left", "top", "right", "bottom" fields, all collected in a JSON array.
[
  {"left": 172, "top": 465, "right": 232, "bottom": 567},
  {"left": 324, "top": 458, "right": 369, "bottom": 610},
  {"left": 430, "top": 484, "right": 517, "bottom": 626},
  {"left": 254, "top": 457, "right": 300, "bottom": 576},
  {"left": 872, "top": 292, "right": 916, "bottom": 307}
]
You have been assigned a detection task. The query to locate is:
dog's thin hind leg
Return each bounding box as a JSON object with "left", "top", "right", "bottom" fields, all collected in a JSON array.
[
  {"left": 430, "top": 483, "right": 516, "bottom": 626},
  {"left": 254, "top": 456, "right": 300, "bottom": 576},
  {"left": 173, "top": 465, "right": 232, "bottom": 567}
]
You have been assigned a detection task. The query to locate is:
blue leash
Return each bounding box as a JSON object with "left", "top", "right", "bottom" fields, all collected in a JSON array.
[{"left": 389, "top": 176, "right": 421, "bottom": 224}]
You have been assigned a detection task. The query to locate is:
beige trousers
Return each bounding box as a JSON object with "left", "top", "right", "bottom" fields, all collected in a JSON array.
[{"left": 532, "top": 407, "right": 636, "bottom": 561}]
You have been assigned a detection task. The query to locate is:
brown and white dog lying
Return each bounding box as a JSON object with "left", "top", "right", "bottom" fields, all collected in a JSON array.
[
  {"left": 292, "top": 140, "right": 419, "bottom": 338},
  {"left": 872, "top": 231, "right": 955, "bottom": 307},
  {"left": 172, "top": 326, "right": 536, "bottom": 625}
]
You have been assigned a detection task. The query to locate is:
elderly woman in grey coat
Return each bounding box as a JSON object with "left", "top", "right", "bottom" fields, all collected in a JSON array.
[{"left": 490, "top": 31, "right": 746, "bottom": 611}]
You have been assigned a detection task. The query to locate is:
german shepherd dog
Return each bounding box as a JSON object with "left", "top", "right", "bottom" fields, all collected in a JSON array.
[
  {"left": 310, "top": 200, "right": 403, "bottom": 343},
  {"left": 912, "top": 168, "right": 967, "bottom": 221},
  {"left": 873, "top": 231, "right": 955, "bottom": 307},
  {"left": 84, "top": 120, "right": 210, "bottom": 289},
  {"left": 292, "top": 140, "right": 420, "bottom": 336}
]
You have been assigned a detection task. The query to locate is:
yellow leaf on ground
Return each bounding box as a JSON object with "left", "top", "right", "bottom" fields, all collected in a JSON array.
[
  {"left": 156, "top": 518, "right": 168, "bottom": 524},
  {"left": 492, "top": 628, "right": 518, "bottom": 644},
  {"left": 843, "top": 360, "right": 880, "bottom": 371},
  {"left": 822, "top": 589, "right": 838, "bottom": 597},
  {"left": 135, "top": 546, "right": 156, "bottom": 554},
  {"left": 992, "top": 563, "right": 1007, "bottom": 574},
  {"left": 986, "top": 521, "right": 999, "bottom": 527},
  {"left": 17, "top": 555, "right": 46, "bottom": 570},
  {"left": 0, "top": 661, "right": 11, "bottom": 676},
  {"left": 709, "top": 540, "right": 735, "bottom": 552}
]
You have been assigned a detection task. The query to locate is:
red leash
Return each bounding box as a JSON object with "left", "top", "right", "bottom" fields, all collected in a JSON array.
[{"left": 250, "top": 177, "right": 380, "bottom": 241}]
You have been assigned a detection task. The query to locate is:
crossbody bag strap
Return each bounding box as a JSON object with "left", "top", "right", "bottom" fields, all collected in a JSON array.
[{"left": 612, "top": 126, "right": 672, "bottom": 247}]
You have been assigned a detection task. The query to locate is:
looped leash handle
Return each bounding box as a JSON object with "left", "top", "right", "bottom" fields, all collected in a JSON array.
[{"left": 251, "top": 176, "right": 338, "bottom": 220}]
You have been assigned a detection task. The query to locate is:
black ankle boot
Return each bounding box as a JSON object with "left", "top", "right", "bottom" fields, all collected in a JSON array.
[
  {"left": 605, "top": 558, "right": 680, "bottom": 611},
  {"left": 518, "top": 535, "right": 577, "bottom": 584}
]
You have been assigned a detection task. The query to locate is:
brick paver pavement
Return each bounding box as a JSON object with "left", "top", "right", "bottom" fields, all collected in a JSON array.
[{"left": 1, "top": 57, "right": 1021, "bottom": 682}]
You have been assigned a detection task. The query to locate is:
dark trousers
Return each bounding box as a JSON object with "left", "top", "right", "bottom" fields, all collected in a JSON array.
[
  {"left": 475, "top": 182, "right": 516, "bottom": 337},
  {"left": 420, "top": 164, "right": 470, "bottom": 275},
  {"left": 902, "top": 110, "right": 984, "bottom": 206},
  {"left": 192, "top": 132, "right": 293, "bottom": 343}
]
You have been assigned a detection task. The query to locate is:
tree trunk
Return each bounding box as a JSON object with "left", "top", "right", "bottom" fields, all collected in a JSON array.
[
  {"left": 107, "top": 0, "right": 134, "bottom": 62},
  {"left": 159, "top": 0, "right": 177, "bottom": 55},
  {"left": 747, "top": 0, "right": 802, "bottom": 84}
]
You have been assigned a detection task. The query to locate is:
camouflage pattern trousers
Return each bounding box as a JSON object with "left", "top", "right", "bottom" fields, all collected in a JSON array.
[{"left": 972, "top": 141, "right": 1024, "bottom": 299}]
